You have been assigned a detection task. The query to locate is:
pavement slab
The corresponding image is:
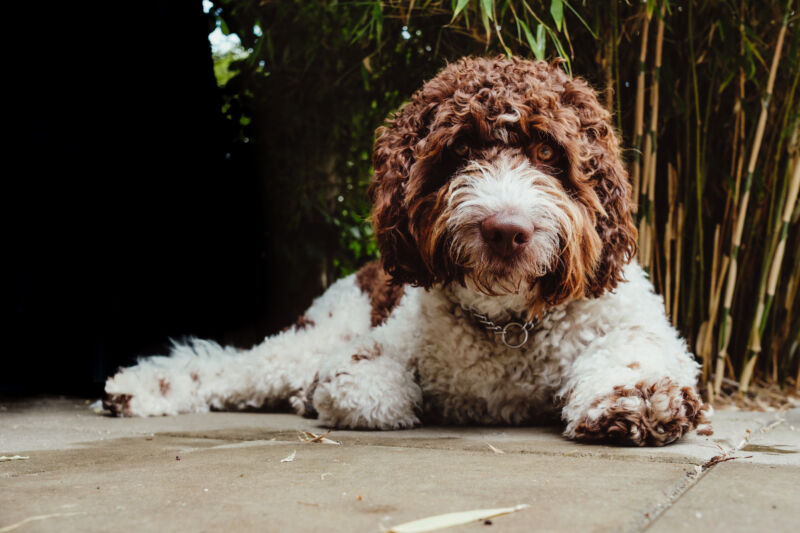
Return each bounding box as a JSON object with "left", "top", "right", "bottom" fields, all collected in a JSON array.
[
  {"left": 647, "top": 463, "right": 799, "bottom": 533},
  {"left": 1, "top": 397, "right": 798, "bottom": 532}
]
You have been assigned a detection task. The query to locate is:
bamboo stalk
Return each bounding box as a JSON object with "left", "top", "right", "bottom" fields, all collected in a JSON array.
[
  {"left": 688, "top": 1, "right": 705, "bottom": 324},
  {"left": 653, "top": 220, "right": 663, "bottom": 295},
  {"left": 664, "top": 163, "right": 677, "bottom": 315},
  {"left": 710, "top": 225, "right": 720, "bottom": 316},
  {"left": 713, "top": 10, "right": 790, "bottom": 395},
  {"left": 733, "top": 0, "right": 746, "bottom": 193},
  {"left": 603, "top": 35, "right": 614, "bottom": 114},
  {"left": 631, "top": 9, "right": 652, "bottom": 217},
  {"left": 730, "top": 77, "right": 747, "bottom": 233},
  {"left": 696, "top": 224, "right": 722, "bottom": 379},
  {"left": 638, "top": 6, "right": 665, "bottom": 269},
  {"left": 612, "top": 0, "right": 622, "bottom": 136},
  {"left": 740, "top": 149, "right": 800, "bottom": 392},
  {"left": 672, "top": 203, "right": 684, "bottom": 329}
]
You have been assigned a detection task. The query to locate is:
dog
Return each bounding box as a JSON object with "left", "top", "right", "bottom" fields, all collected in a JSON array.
[{"left": 105, "top": 57, "right": 712, "bottom": 446}]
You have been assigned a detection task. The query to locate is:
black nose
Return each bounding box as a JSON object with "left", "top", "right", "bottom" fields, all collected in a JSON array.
[{"left": 480, "top": 214, "right": 532, "bottom": 258}]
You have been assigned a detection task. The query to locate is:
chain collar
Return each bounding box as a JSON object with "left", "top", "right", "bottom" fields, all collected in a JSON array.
[{"left": 460, "top": 305, "right": 539, "bottom": 349}]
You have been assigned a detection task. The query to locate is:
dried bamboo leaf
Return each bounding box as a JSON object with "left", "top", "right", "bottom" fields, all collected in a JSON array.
[
  {"left": 387, "top": 504, "right": 529, "bottom": 533},
  {"left": 299, "top": 431, "right": 342, "bottom": 445},
  {"left": 487, "top": 443, "right": 505, "bottom": 454},
  {"left": 280, "top": 450, "right": 297, "bottom": 463}
]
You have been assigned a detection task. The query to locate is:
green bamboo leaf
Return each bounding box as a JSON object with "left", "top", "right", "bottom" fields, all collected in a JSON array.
[
  {"left": 536, "top": 23, "right": 546, "bottom": 57},
  {"left": 520, "top": 20, "right": 546, "bottom": 60},
  {"left": 481, "top": 3, "right": 491, "bottom": 41},
  {"left": 563, "top": 0, "right": 597, "bottom": 39},
  {"left": 646, "top": 0, "right": 657, "bottom": 17},
  {"left": 550, "top": 0, "right": 563, "bottom": 32},
  {"left": 718, "top": 69, "right": 736, "bottom": 94},
  {"left": 547, "top": 27, "right": 571, "bottom": 74},
  {"left": 743, "top": 36, "right": 768, "bottom": 70},
  {"left": 519, "top": 19, "right": 536, "bottom": 57},
  {"left": 744, "top": 46, "right": 757, "bottom": 81},
  {"left": 481, "top": 0, "right": 494, "bottom": 21},
  {"left": 372, "top": 1, "right": 383, "bottom": 44},
  {"left": 451, "top": 0, "right": 471, "bottom": 22}
]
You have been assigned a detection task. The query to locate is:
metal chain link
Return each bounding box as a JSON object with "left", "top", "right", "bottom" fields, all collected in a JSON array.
[{"left": 460, "top": 306, "right": 538, "bottom": 349}]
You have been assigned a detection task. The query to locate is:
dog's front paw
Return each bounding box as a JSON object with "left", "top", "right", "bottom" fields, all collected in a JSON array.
[
  {"left": 566, "top": 378, "right": 712, "bottom": 446},
  {"left": 313, "top": 375, "right": 421, "bottom": 430},
  {"left": 311, "top": 354, "right": 422, "bottom": 429}
]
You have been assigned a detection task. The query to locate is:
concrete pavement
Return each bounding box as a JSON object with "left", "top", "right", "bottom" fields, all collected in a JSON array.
[{"left": 1, "top": 397, "right": 798, "bottom": 532}]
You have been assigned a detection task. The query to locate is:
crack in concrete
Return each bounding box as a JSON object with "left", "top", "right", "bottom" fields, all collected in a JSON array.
[
  {"left": 637, "top": 414, "right": 787, "bottom": 533},
  {"left": 0, "top": 511, "right": 87, "bottom": 533}
]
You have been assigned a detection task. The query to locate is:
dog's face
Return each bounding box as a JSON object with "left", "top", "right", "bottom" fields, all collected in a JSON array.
[{"left": 370, "top": 57, "right": 636, "bottom": 312}]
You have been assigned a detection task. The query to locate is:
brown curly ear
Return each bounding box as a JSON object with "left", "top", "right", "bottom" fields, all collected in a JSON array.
[
  {"left": 588, "top": 127, "right": 638, "bottom": 296},
  {"left": 564, "top": 78, "right": 637, "bottom": 296},
  {"left": 536, "top": 74, "right": 637, "bottom": 303},
  {"left": 369, "top": 100, "right": 435, "bottom": 286}
]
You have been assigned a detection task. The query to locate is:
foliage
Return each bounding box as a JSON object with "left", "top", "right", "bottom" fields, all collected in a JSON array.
[{"left": 207, "top": 0, "right": 800, "bottom": 395}]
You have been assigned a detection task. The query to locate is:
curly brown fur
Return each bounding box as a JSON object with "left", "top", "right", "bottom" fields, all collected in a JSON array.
[
  {"left": 355, "top": 261, "right": 406, "bottom": 327},
  {"left": 572, "top": 379, "right": 712, "bottom": 446}
]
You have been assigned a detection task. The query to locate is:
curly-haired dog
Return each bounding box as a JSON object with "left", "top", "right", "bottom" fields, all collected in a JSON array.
[{"left": 105, "top": 57, "right": 712, "bottom": 446}]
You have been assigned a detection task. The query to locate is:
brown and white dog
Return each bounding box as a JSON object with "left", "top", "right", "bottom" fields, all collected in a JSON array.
[{"left": 105, "top": 57, "right": 711, "bottom": 446}]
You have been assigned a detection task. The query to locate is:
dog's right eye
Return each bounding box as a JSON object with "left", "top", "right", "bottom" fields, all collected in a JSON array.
[
  {"left": 536, "top": 143, "right": 555, "bottom": 161},
  {"left": 452, "top": 142, "right": 470, "bottom": 158}
]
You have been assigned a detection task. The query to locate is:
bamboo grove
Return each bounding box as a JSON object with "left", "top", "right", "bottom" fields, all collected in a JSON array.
[{"left": 212, "top": 0, "right": 800, "bottom": 400}]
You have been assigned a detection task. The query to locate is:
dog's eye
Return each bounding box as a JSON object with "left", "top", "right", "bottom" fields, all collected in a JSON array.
[
  {"left": 535, "top": 143, "right": 555, "bottom": 162},
  {"left": 452, "top": 142, "right": 470, "bottom": 157}
]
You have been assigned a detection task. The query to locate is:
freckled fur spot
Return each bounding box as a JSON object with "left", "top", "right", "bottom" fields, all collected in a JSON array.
[
  {"left": 283, "top": 315, "right": 316, "bottom": 332},
  {"left": 351, "top": 344, "right": 382, "bottom": 362},
  {"left": 356, "top": 262, "right": 405, "bottom": 327}
]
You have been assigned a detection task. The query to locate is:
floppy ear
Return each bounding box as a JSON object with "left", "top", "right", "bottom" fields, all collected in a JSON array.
[
  {"left": 369, "top": 100, "right": 436, "bottom": 287},
  {"left": 565, "top": 78, "right": 638, "bottom": 296},
  {"left": 586, "top": 125, "right": 638, "bottom": 296},
  {"left": 536, "top": 75, "right": 636, "bottom": 304}
]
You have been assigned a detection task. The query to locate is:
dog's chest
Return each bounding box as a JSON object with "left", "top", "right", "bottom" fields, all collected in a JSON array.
[{"left": 412, "top": 298, "right": 565, "bottom": 424}]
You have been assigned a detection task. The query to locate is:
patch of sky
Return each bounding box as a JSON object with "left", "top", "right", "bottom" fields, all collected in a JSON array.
[{"left": 203, "top": 0, "right": 248, "bottom": 58}]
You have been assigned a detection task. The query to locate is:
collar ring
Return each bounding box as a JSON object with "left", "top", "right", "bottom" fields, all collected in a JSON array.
[{"left": 500, "top": 322, "right": 529, "bottom": 349}]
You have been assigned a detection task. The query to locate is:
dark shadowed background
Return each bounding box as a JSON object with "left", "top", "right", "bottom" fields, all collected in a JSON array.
[{"left": 8, "top": 1, "right": 268, "bottom": 394}]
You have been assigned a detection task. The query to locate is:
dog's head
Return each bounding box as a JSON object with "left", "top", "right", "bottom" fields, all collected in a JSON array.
[{"left": 369, "top": 56, "right": 636, "bottom": 312}]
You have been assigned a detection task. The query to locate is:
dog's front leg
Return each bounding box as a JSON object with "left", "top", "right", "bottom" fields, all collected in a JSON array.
[
  {"left": 311, "top": 342, "right": 422, "bottom": 429},
  {"left": 558, "top": 330, "right": 712, "bottom": 446}
]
